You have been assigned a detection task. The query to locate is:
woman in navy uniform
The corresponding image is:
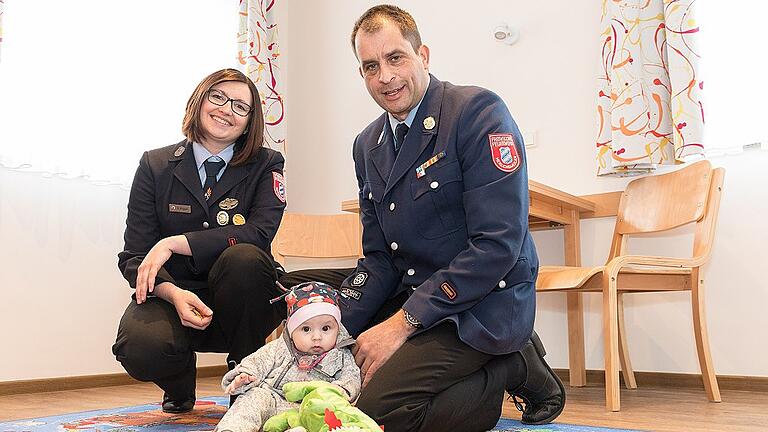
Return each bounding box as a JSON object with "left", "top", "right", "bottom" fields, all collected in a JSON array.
[
  {"left": 112, "top": 69, "right": 288, "bottom": 413},
  {"left": 331, "top": 6, "right": 566, "bottom": 431}
]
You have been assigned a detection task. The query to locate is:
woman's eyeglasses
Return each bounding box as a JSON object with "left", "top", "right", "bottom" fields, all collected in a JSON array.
[{"left": 207, "top": 89, "right": 253, "bottom": 117}]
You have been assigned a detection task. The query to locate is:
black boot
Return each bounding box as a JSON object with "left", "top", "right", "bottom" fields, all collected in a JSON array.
[
  {"left": 507, "top": 331, "right": 566, "bottom": 425},
  {"left": 161, "top": 393, "right": 196, "bottom": 414},
  {"left": 158, "top": 353, "right": 197, "bottom": 414}
]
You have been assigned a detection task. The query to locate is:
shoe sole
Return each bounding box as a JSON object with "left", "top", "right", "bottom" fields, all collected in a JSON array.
[
  {"left": 162, "top": 407, "right": 194, "bottom": 414},
  {"left": 520, "top": 331, "right": 567, "bottom": 425}
]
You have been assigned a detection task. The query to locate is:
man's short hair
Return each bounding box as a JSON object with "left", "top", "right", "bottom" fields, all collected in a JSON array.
[{"left": 350, "top": 4, "right": 422, "bottom": 56}]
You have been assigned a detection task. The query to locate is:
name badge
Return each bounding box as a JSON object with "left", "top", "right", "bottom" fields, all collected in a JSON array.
[{"left": 169, "top": 204, "right": 192, "bottom": 214}]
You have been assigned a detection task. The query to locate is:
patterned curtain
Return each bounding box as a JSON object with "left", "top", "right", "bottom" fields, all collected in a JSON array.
[
  {"left": 238, "top": 0, "right": 285, "bottom": 155},
  {"left": 596, "top": 0, "right": 704, "bottom": 176}
]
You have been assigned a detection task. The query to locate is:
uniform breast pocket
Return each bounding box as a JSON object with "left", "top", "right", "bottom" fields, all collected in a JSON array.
[{"left": 410, "top": 160, "right": 465, "bottom": 239}]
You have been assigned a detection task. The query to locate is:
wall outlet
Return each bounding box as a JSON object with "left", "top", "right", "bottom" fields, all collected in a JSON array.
[{"left": 523, "top": 130, "right": 537, "bottom": 148}]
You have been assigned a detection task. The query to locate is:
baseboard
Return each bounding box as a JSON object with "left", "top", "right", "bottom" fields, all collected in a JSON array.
[
  {"left": 4, "top": 367, "right": 766, "bottom": 396},
  {"left": 0, "top": 365, "right": 229, "bottom": 396},
  {"left": 554, "top": 368, "right": 768, "bottom": 393}
]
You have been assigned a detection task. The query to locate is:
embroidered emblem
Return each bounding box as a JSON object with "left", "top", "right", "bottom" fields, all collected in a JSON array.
[
  {"left": 488, "top": 133, "right": 521, "bottom": 173},
  {"left": 272, "top": 172, "right": 286, "bottom": 203},
  {"left": 232, "top": 213, "right": 246, "bottom": 226},
  {"left": 216, "top": 210, "right": 229, "bottom": 226},
  {"left": 168, "top": 204, "right": 191, "bottom": 214},
  {"left": 227, "top": 237, "right": 238, "bottom": 246},
  {"left": 440, "top": 281, "right": 457, "bottom": 300},
  {"left": 415, "top": 151, "right": 446, "bottom": 178},
  {"left": 219, "top": 197, "right": 239, "bottom": 210},
  {"left": 173, "top": 146, "right": 185, "bottom": 157},
  {"left": 340, "top": 287, "right": 362, "bottom": 301},
  {"left": 423, "top": 116, "right": 436, "bottom": 130},
  {"left": 351, "top": 272, "right": 368, "bottom": 287}
]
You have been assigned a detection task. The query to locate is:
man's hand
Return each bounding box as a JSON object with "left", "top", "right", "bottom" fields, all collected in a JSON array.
[
  {"left": 135, "top": 235, "right": 191, "bottom": 304},
  {"left": 352, "top": 310, "right": 416, "bottom": 388},
  {"left": 156, "top": 284, "right": 213, "bottom": 330},
  {"left": 225, "top": 372, "right": 256, "bottom": 394}
]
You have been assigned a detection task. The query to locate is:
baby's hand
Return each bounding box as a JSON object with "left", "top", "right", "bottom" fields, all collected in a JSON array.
[{"left": 225, "top": 372, "right": 257, "bottom": 394}]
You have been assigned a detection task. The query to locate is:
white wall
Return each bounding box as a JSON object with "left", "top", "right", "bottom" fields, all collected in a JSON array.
[
  {"left": 0, "top": 169, "right": 227, "bottom": 381},
  {"left": 1, "top": 1, "right": 766, "bottom": 382}
]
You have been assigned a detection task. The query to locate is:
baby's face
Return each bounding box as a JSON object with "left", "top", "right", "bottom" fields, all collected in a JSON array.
[{"left": 291, "top": 314, "right": 339, "bottom": 354}]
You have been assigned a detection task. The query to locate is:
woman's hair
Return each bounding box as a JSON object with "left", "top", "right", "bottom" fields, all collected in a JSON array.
[{"left": 182, "top": 68, "right": 264, "bottom": 166}]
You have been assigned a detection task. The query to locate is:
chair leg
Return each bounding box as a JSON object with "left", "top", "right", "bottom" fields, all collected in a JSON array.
[
  {"left": 603, "top": 273, "right": 621, "bottom": 411},
  {"left": 265, "top": 322, "right": 284, "bottom": 344},
  {"left": 617, "top": 293, "right": 637, "bottom": 389},
  {"left": 691, "top": 270, "right": 721, "bottom": 402}
]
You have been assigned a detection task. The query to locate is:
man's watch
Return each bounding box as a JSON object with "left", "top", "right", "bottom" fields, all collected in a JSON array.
[{"left": 403, "top": 310, "right": 423, "bottom": 329}]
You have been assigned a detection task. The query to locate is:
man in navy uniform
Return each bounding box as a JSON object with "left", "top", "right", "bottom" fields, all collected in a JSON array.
[{"left": 337, "top": 5, "right": 566, "bottom": 431}]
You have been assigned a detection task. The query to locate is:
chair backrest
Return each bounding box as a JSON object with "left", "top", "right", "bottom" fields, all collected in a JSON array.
[
  {"left": 607, "top": 160, "right": 725, "bottom": 261},
  {"left": 272, "top": 213, "right": 362, "bottom": 266}
]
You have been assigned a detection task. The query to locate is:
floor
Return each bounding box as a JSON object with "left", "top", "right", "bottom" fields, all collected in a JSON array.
[{"left": 1, "top": 377, "right": 767, "bottom": 431}]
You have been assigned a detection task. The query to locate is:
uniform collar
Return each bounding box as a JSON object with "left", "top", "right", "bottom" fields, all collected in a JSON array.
[
  {"left": 386, "top": 77, "right": 429, "bottom": 135},
  {"left": 192, "top": 141, "right": 235, "bottom": 170}
]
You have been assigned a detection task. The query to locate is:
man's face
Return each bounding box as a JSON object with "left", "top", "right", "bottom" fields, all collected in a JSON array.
[{"left": 355, "top": 20, "right": 430, "bottom": 121}]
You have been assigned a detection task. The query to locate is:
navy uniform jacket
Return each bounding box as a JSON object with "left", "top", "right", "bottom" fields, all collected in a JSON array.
[
  {"left": 340, "top": 76, "right": 539, "bottom": 355},
  {"left": 118, "top": 140, "right": 286, "bottom": 290}
]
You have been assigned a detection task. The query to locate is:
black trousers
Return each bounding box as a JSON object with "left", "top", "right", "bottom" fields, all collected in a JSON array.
[
  {"left": 288, "top": 270, "right": 519, "bottom": 432},
  {"left": 112, "top": 245, "right": 355, "bottom": 400}
]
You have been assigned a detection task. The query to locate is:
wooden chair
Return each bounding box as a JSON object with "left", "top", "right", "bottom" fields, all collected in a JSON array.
[
  {"left": 272, "top": 212, "right": 362, "bottom": 266},
  {"left": 536, "top": 160, "right": 725, "bottom": 411},
  {"left": 266, "top": 212, "right": 362, "bottom": 342}
]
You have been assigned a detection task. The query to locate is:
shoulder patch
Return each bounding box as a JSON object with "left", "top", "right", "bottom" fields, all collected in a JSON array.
[
  {"left": 350, "top": 272, "right": 368, "bottom": 287},
  {"left": 440, "top": 281, "right": 457, "bottom": 300},
  {"left": 488, "top": 133, "right": 521, "bottom": 173},
  {"left": 272, "top": 172, "right": 286, "bottom": 203}
]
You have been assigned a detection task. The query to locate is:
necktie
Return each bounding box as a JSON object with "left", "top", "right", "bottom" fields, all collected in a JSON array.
[
  {"left": 394, "top": 123, "right": 409, "bottom": 153},
  {"left": 203, "top": 157, "right": 225, "bottom": 200}
]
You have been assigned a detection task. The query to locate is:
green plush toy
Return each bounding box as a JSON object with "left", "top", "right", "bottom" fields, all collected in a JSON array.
[{"left": 263, "top": 381, "right": 382, "bottom": 432}]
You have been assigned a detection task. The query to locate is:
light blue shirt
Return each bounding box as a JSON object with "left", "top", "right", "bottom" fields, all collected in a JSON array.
[
  {"left": 387, "top": 84, "right": 428, "bottom": 150},
  {"left": 192, "top": 142, "right": 235, "bottom": 187}
]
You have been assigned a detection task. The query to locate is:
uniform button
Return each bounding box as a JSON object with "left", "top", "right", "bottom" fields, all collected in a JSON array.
[
  {"left": 368, "top": 192, "right": 373, "bottom": 200},
  {"left": 430, "top": 181, "right": 439, "bottom": 189},
  {"left": 498, "top": 280, "right": 507, "bottom": 289},
  {"left": 389, "top": 202, "right": 396, "bottom": 211},
  {"left": 390, "top": 242, "right": 399, "bottom": 251},
  {"left": 202, "top": 221, "right": 210, "bottom": 229},
  {"left": 407, "top": 268, "right": 415, "bottom": 276}
]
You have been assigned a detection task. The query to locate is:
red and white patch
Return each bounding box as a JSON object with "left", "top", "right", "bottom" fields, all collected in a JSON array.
[
  {"left": 488, "top": 133, "right": 521, "bottom": 173},
  {"left": 272, "top": 172, "right": 286, "bottom": 203}
]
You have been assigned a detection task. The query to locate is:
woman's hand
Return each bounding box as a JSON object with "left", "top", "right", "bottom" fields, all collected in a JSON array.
[
  {"left": 135, "top": 235, "right": 191, "bottom": 303},
  {"left": 225, "top": 372, "right": 257, "bottom": 394},
  {"left": 167, "top": 287, "right": 213, "bottom": 330}
]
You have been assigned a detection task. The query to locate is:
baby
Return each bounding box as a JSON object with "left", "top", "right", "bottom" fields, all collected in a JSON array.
[{"left": 215, "top": 282, "right": 361, "bottom": 432}]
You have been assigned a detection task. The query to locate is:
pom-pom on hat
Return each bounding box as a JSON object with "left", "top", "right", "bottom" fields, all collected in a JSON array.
[{"left": 284, "top": 282, "right": 342, "bottom": 336}]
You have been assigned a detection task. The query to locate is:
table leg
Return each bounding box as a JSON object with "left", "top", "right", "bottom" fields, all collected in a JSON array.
[{"left": 564, "top": 209, "right": 586, "bottom": 387}]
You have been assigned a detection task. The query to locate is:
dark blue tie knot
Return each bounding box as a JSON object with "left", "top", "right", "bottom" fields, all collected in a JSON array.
[
  {"left": 204, "top": 158, "right": 225, "bottom": 178},
  {"left": 394, "top": 123, "right": 409, "bottom": 153}
]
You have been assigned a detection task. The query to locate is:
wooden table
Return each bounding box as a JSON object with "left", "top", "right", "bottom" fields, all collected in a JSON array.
[{"left": 341, "top": 179, "right": 596, "bottom": 387}]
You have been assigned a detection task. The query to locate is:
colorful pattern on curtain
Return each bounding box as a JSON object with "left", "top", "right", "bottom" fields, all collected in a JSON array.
[
  {"left": 238, "top": 0, "right": 285, "bottom": 154},
  {"left": 596, "top": 0, "right": 704, "bottom": 176}
]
